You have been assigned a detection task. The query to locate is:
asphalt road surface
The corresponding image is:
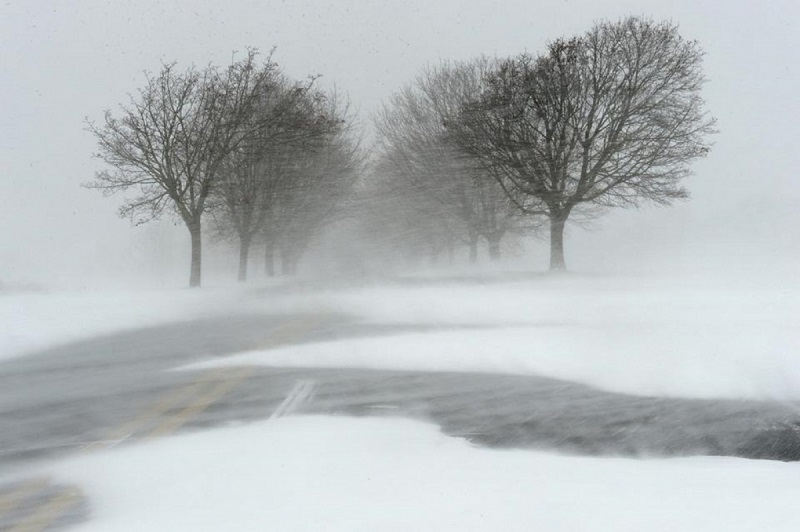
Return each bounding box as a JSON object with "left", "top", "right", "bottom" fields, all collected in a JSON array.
[{"left": 2, "top": 311, "right": 800, "bottom": 530}]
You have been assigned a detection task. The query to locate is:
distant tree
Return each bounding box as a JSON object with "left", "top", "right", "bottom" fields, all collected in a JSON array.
[
  {"left": 87, "top": 50, "right": 277, "bottom": 287},
  {"left": 375, "top": 58, "right": 525, "bottom": 263},
  {"left": 265, "top": 94, "right": 363, "bottom": 276},
  {"left": 209, "top": 77, "right": 338, "bottom": 281},
  {"left": 364, "top": 155, "right": 461, "bottom": 266},
  {"left": 447, "top": 18, "right": 716, "bottom": 270}
]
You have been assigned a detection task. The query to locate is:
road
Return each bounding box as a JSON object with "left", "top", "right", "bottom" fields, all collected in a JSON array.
[{"left": 1, "top": 310, "right": 799, "bottom": 530}]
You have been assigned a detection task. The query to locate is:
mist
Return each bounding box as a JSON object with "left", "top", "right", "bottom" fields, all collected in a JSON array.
[{"left": 0, "top": 0, "right": 797, "bottom": 289}]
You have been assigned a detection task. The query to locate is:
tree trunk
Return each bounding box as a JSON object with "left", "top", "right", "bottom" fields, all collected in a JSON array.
[
  {"left": 549, "top": 216, "right": 567, "bottom": 271},
  {"left": 264, "top": 239, "right": 275, "bottom": 277},
  {"left": 188, "top": 220, "right": 202, "bottom": 288},
  {"left": 468, "top": 235, "right": 479, "bottom": 263},
  {"left": 237, "top": 236, "right": 251, "bottom": 282},
  {"left": 487, "top": 237, "right": 501, "bottom": 261}
]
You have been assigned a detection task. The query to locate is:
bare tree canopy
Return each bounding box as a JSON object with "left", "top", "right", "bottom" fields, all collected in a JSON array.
[
  {"left": 86, "top": 50, "right": 283, "bottom": 286},
  {"left": 209, "top": 78, "right": 350, "bottom": 281},
  {"left": 265, "top": 93, "right": 363, "bottom": 277},
  {"left": 446, "top": 17, "right": 717, "bottom": 270},
  {"left": 374, "top": 58, "right": 526, "bottom": 264},
  {"left": 84, "top": 17, "right": 717, "bottom": 282}
]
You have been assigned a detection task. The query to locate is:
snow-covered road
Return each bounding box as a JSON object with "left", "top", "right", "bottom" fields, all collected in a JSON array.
[{"left": 1, "top": 273, "right": 799, "bottom": 530}]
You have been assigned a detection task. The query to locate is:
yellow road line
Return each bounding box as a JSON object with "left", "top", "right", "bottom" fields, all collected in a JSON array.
[
  {"left": 141, "top": 315, "right": 321, "bottom": 439},
  {"left": 82, "top": 379, "right": 214, "bottom": 452},
  {"left": 85, "top": 314, "right": 322, "bottom": 450},
  {"left": 142, "top": 316, "right": 321, "bottom": 438},
  {"left": 0, "top": 478, "right": 50, "bottom": 519},
  {"left": 8, "top": 486, "right": 81, "bottom": 532},
  {"left": 1, "top": 316, "right": 322, "bottom": 529},
  {"left": 146, "top": 367, "right": 254, "bottom": 439}
]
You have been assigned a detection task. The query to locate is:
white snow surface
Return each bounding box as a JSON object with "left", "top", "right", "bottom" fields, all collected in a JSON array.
[
  {"left": 0, "top": 289, "right": 233, "bottom": 360},
  {"left": 189, "top": 274, "right": 800, "bottom": 401},
  {"left": 4, "top": 272, "right": 798, "bottom": 400},
  {"left": 18, "top": 416, "right": 800, "bottom": 531},
  {"left": 0, "top": 283, "right": 300, "bottom": 361}
]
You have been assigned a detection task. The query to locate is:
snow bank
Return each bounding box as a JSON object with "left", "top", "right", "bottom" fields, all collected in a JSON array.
[
  {"left": 190, "top": 274, "right": 800, "bottom": 400},
  {"left": 26, "top": 416, "right": 800, "bottom": 531},
  {"left": 188, "top": 325, "right": 799, "bottom": 400},
  {"left": 5, "top": 272, "right": 798, "bottom": 400}
]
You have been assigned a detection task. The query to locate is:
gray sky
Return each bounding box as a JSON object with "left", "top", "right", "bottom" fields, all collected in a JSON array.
[{"left": 1, "top": 0, "right": 798, "bottom": 287}]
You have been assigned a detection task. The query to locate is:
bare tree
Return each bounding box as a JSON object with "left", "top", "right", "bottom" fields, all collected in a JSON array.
[
  {"left": 362, "top": 154, "right": 461, "bottom": 266},
  {"left": 447, "top": 18, "right": 716, "bottom": 270},
  {"left": 375, "top": 58, "right": 525, "bottom": 263},
  {"left": 86, "top": 50, "right": 277, "bottom": 287},
  {"left": 265, "top": 94, "right": 363, "bottom": 276},
  {"left": 210, "top": 76, "right": 339, "bottom": 281}
]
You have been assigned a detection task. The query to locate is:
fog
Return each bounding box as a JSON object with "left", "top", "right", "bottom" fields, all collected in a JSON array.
[{"left": 1, "top": 0, "right": 797, "bottom": 289}]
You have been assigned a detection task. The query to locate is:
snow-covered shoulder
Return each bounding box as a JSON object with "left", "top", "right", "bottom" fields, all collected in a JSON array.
[{"left": 15, "top": 416, "right": 800, "bottom": 531}]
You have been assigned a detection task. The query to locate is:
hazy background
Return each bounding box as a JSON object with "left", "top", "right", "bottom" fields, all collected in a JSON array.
[{"left": 1, "top": 0, "right": 798, "bottom": 288}]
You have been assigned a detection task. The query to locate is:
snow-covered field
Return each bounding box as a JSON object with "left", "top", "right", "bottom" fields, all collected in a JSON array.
[{"left": 18, "top": 416, "right": 800, "bottom": 531}]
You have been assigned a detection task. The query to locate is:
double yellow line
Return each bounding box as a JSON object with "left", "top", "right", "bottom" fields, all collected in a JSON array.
[
  {"left": 85, "top": 313, "right": 326, "bottom": 449},
  {"left": 1, "top": 366, "right": 256, "bottom": 531},
  {"left": 0, "top": 314, "right": 325, "bottom": 531},
  {"left": 0, "top": 480, "right": 81, "bottom": 532},
  {"left": 83, "top": 366, "right": 254, "bottom": 451}
]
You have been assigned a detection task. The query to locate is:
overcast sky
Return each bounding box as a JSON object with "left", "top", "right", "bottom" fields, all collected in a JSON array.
[{"left": 1, "top": 0, "right": 798, "bottom": 288}]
